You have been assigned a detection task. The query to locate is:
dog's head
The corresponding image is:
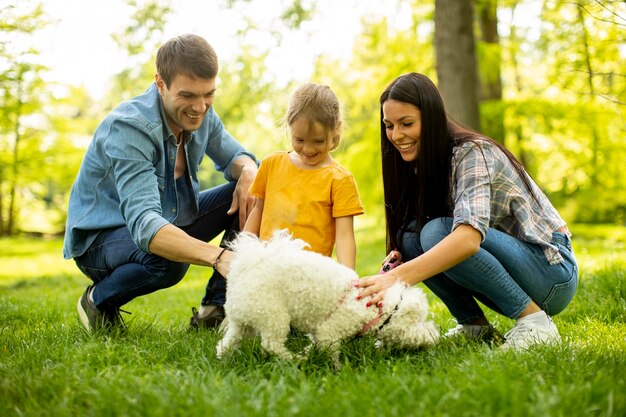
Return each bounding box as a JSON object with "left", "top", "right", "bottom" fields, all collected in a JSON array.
[{"left": 375, "top": 284, "right": 439, "bottom": 349}]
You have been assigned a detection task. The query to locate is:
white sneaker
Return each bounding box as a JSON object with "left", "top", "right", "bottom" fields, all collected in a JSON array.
[
  {"left": 501, "top": 316, "right": 561, "bottom": 351},
  {"left": 444, "top": 324, "right": 496, "bottom": 340}
]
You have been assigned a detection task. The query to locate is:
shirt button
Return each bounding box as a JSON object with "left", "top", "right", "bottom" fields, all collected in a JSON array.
[{"left": 172, "top": 208, "right": 176, "bottom": 213}]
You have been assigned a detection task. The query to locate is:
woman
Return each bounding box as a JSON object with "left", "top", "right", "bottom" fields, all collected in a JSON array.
[{"left": 356, "top": 73, "right": 578, "bottom": 350}]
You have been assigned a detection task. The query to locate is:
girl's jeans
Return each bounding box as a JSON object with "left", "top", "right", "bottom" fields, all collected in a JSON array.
[
  {"left": 400, "top": 218, "right": 578, "bottom": 323},
  {"left": 74, "top": 182, "right": 237, "bottom": 312}
]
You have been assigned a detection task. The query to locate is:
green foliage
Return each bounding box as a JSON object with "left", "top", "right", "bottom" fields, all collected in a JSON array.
[
  {"left": 503, "top": 97, "right": 626, "bottom": 223},
  {"left": 480, "top": 99, "right": 506, "bottom": 142},
  {"left": 280, "top": 0, "right": 316, "bottom": 29},
  {"left": 1, "top": 225, "right": 625, "bottom": 417},
  {"left": 5, "top": 0, "right": 626, "bottom": 233},
  {"left": 106, "top": 0, "right": 172, "bottom": 106},
  {"left": 111, "top": 0, "right": 172, "bottom": 56},
  {"left": 310, "top": 11, "right": 437, "bottom": 213},
  {"left": 0, "top": 4, "right": 50, "bottom": 235}
]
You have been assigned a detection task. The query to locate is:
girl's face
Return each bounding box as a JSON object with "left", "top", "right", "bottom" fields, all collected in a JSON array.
[
  {"left": 382, "top": 99, "right": 422, "bottom": 162},
  {"left": 289, "top": 118, "right": 335, "bottom": 168}
]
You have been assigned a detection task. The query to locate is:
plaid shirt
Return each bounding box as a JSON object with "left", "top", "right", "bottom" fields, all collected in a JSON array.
[{"left": 451, "top": 139, "right": 568, "bottom": 265}]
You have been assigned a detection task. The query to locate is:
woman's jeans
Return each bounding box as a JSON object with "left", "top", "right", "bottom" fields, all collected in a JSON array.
[
  {"left": 400, "top": 218, "right": 578, "bottom": 323},
  {"left": 74, "top": 182, "right": 237, "bottom": 312}
]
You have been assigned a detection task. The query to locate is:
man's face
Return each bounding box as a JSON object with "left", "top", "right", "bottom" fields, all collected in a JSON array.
[{"left": 156, "top": 73, "right": 216, "bottom": 135}]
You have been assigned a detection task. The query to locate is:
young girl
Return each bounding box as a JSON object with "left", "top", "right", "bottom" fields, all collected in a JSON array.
[
  {"left": 356, "top": 73, "right": 578, "bottom": 350},
  {"left": 244, "top": 82, "right": 364, "bottom": 268}
]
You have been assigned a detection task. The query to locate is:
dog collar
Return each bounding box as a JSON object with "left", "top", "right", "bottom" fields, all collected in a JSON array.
[
  {"left": 331, "top": 280, "right": 402, "bottom": 337},
  {"left": 356, "top": 305, "right": 384, "bottom": 336},
  {"left": 356, "top": 295, "right": 402, "bottom": 337}
]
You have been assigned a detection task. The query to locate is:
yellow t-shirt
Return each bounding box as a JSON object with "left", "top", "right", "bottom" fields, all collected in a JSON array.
[{"left": 249, "top": 151, "right": 364, "bottom": 256}]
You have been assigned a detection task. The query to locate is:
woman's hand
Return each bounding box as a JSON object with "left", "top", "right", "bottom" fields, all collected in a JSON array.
[
  {"left": 355, "top": 272, "right": 401, "bottom": 307},
  {"left": 379, "top": 250, "right": 402, "bottom": 273},
  {"left": 356, "top": 250, "right": 403, "bottom": 307}
]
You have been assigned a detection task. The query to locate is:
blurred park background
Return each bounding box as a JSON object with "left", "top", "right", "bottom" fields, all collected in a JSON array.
[
  {"left": 1, "top": 0, "right": 625, "bottom": 239},
  {"left": 1, "top": 6, "right": 625, "bottom": 415}
]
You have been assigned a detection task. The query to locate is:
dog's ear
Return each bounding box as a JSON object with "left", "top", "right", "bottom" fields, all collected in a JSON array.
[
  {"left": 378, "top": 288, "right": 440, "bottom": 348},
  {"left": 381, "top": 283, "right": 404, "bottom": 315},
  {"left": 394, "top": 287, "right": 430, "bottom": 321},
  {"left": 398, "top": 320, "right": 439, "bottom": 348}
]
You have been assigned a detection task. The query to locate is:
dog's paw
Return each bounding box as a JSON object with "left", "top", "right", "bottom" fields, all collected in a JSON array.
[{"left": 215, "top": 341, "right": 228, "bottom": 359}]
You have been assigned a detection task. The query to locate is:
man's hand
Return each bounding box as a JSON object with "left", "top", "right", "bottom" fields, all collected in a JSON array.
[{"left": 227, "top": 160, "right": 257, "bottom": 228}]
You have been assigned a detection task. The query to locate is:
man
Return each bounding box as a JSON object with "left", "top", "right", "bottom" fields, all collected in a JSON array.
[{"left": 63, "top": 34, "right": 258, "bottom": 332}]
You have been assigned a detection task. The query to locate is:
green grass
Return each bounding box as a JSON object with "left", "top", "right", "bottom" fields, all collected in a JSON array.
[{"left": 1, "top": 223, "right": 625, "bottom": 417}]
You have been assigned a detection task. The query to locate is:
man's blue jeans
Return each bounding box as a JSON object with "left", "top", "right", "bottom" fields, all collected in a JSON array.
[
  {"left": 74, "top": 182, "right": 237, "bottom": 312},
  {"left": 400, "top": 218, "right": 578, "bottom": 323}
]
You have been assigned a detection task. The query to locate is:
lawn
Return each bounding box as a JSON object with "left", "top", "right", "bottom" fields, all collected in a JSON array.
[{"left": 1, "top": 222, "right": 624, "bottom": 417}]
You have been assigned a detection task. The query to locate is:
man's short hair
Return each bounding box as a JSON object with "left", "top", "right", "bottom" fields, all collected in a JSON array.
[{"left": 156, "top": 34, "right": 218, "bottom": 86}]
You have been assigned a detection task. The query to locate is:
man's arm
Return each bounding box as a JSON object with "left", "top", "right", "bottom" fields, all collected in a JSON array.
[
  {"left": 148, "top": 224, "right": 233, "bottom": 275},
  {"left": 146, "top": 156, "right": 257, "bottom": 275}
]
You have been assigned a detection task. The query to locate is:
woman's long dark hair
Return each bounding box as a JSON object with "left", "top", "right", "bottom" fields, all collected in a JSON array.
[{"left": 380, "top": 73, "right": 537, "bottom": 253}]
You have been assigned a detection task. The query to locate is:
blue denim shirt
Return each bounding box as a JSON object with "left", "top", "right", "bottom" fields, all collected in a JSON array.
[{"left": 63, "top": 83, "right": 257, "bottom": 259}]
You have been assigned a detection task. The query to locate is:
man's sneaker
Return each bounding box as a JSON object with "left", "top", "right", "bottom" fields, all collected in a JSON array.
[
  {"left": 189, "top": 305, "right": 225, "bottom": 330},
  {"left": 77, "top": 285, "right": 108, "bottom": 331},
  {"left": 444, "top": 323, "right": 503, "bottom": 343},
  {"left": 501, "top": 316, "right": 561, "bottom": 351},
  {"left": 77, "top": 285, "right": 128, "bottom": 332}
]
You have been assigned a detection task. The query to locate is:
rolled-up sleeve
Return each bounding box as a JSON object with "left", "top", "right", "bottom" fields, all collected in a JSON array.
[
  {"left": 451, "top": 143, "right": 492, "bottom": 240},
  {"left": 104, "top": 120, "right": 169, "bottom": 253}
]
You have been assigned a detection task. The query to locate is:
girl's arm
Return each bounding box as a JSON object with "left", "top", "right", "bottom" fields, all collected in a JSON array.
[
  {"left": 242, "top": 198, "right": 264, "bottom": 236},
  {"left": 335, "top": 216, "right": 357, "bottom": 269},
  {"left": 356, "top": 224, "right": 481, "bottom": 306}
]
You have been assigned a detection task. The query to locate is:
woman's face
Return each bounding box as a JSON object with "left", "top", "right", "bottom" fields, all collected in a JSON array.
[{"left": 382, "top": 99, "right": 422, "bottom": 162}]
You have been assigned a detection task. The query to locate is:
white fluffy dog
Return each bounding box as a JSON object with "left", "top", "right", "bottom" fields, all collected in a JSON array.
[{"left": 216, "top": 231, "right": 439, "bottom": 363}]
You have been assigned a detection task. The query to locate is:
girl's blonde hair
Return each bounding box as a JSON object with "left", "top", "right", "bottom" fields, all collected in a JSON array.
[{"left": 286, "top": 83, "right": 343, "bottom": 150}]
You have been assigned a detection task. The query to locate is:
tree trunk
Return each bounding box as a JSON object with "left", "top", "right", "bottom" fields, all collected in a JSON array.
[
  {"left": 7, "top": 73, "right": 24, "bottom": 236},
  {"left": 477, "top": 0, "right": 502, "bottom": 100},
  {"left": 508, "top": 2, "right": 531, "bottom": 171},
  {"left": 477, "top": 0, "right": 505, "bottom": 144},
  {"left": 434, "top": 0, "right": 481, "bottom": 131}
]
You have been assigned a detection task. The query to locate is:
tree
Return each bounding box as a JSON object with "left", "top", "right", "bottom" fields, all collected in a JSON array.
[
  {"left": 0, "top": 4, "right": 49, "bottom": 236},
  {"left": 0, "top": 4, "right": 103, "bottom": 235},
  {"left": 476, "top": 0, "right": 505, "bottom": 143},
  {"left": 105, "top": 0, "right": 173, "bottom": 106},
  {"left": 434, "top": 0, "right": 481, "bottom": 130},
  {"left": 309, "top": 6, "right": 438, "bottom": 216}
]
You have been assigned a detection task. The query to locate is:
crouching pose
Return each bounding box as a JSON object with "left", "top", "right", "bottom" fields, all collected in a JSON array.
[
  {"left": 64, "top": 34, "right": 258, "bottom": 332},
  {"left": 356, "top": 73, "right": 578, "bottom": 351}
]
